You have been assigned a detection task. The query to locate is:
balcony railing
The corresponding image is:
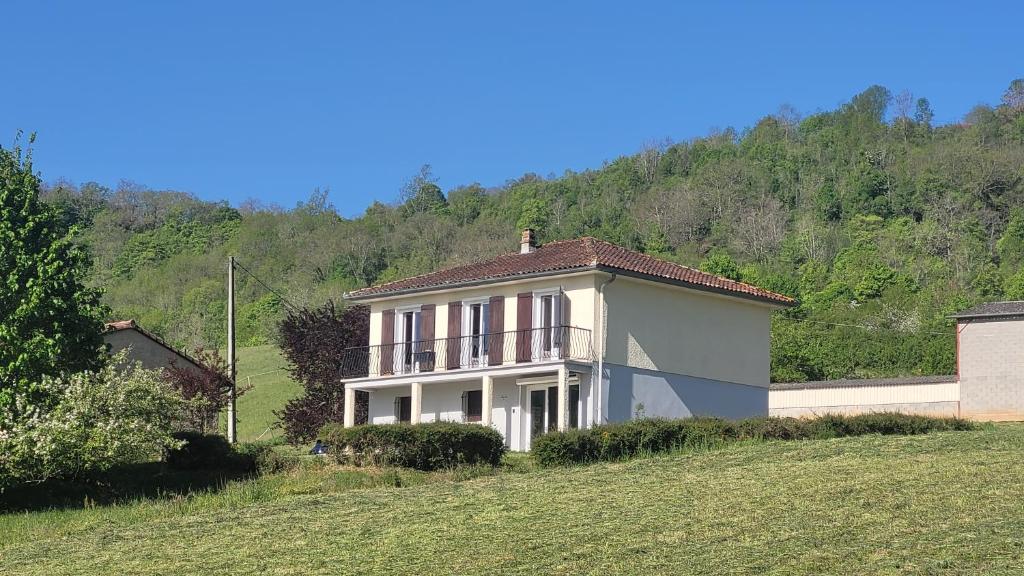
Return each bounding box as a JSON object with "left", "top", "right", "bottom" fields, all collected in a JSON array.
[{"left": 339, "top": 325, "right": 593, "bottom": 379}]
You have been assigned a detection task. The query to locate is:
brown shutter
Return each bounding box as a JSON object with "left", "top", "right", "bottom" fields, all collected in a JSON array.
[
  {"left": 516, "top": 292, "right": 533, "bottom": 363},
  {"left": 488, "top": 296, "right": 504, "bottom": 366},
  {"left": 380, "top": 309, "right": 395, "bottom": 376},
  {"left": 446, "top": 302, "right": 462, "bottom": 369},
  {"left": 419, "top": 304, "right": 435, "bottom": 372}
]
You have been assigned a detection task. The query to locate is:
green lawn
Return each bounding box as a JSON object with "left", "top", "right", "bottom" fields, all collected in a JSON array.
[
  {"left": 227, "top": 345, "right": 301, "bottom": 442},
  {"left": 3, "top": 425, "right": 1024, "bottom": 574}
]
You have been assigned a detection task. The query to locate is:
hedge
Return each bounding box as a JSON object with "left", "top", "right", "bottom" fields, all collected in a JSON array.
[
  {"left": 320, "top": 421, "right": 506, "bottom": 471},
  {"left": 532, "top": 413, "right": 976, "bottom": 467}
]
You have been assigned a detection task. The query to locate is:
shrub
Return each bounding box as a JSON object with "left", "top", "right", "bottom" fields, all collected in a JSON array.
[
  {"left": 532, "top": 413, "right": 976, "bottom": 467},
  {"left": 321, "top": 421, "right": 505, "bottom": 471},
  {"left": 0, "top": 353, "right": 184, "bottom": 489},
  {"left": 165, "top": 432, "right": 234, "bottom": 470}
]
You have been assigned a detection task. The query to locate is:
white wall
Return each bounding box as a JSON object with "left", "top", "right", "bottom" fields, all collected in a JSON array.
[
  {"left": 768, "top": 382, "right": 960, "bottom": 417},
  {"left": 603, "top": 277, "right": 774, "bottom": 387},
  {"left": 104, "top": 330, "right": 199, "bottom": 373}
]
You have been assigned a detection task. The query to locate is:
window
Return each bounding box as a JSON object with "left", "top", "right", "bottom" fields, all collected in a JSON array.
[
  {"left": 569, "top": 384, "right": 580, "bottom": 429},
  {"left": 395, "top": 308, "right": 421, "bottom": 373},
  {"left": 462, "top": 299, "right": 490, "bottom": 366},
  {"left": 395, "top": 396, "right": 412, "bottom": 423},
  {"left": 463, "top": 389, "right": 482, "bottom": 422},
  {"left": 532, "top": 289, "right": 563, "bottom": 359}
]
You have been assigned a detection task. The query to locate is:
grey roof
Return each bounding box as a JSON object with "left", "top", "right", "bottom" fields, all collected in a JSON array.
[
  {"left": 950, "top": 301, "right": 1024, "bottom": 320},
  {"left": 770, "top": 374, "right": 957, "bottom": 391}
]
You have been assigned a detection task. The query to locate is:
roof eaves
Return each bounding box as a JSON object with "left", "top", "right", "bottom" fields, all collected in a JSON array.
[
  {"left": 594, "top": 265, "right": 796, "bottom": 308},
  {"left": 343, "top": 265, "right": 600, "bottom": 302}
]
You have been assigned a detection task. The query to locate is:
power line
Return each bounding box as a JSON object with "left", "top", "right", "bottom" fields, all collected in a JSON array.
[
  {"left": 232, "top": 258, "right": 301, "bottom": 312},
  {"left": 775, "top": 315, "right": 954, "bottom": 336}
]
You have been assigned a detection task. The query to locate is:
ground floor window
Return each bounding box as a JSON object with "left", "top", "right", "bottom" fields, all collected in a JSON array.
[
  {"left": 569, "top": 384, "right": 580, "bottom": 429},
  {"left": 395, "top": 395, "right": 412, "bottom": 423},
  {"left": 463, "top": 389, "right": 482, "bottom": 422}
]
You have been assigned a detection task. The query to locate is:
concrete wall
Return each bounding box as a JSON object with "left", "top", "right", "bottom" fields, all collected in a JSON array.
[
  {"left": 104, "top": 330, "right": 198, "bottom": 373},
  {"left": 768, "top": 381, "right": 960, "bottom": 418},
  {"left": 366, "top": 273, "right": 598, "bottom": 357},
  {"left": 602, "top": 277, "right": 774, "bottom": 388},
  {"left": 603, "top": 363, "right": 769, "bottom": 422},
  {"left": 958, "top": 317, "right": 1024, "bottom": 420}
]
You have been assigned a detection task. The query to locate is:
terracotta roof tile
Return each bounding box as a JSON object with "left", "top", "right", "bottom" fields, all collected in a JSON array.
[{"left": 345, "top": 238, "right": 795, "bottom": 306}]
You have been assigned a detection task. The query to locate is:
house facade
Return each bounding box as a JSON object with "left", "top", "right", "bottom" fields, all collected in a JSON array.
[{"left": 340, "top": 230, "right": 794, "bottom": 450}]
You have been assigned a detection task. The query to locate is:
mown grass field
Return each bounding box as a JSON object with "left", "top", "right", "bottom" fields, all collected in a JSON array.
[
  {"left": 2, "top": 424, "right": 1024, "bottom": 574},
  {"left": 226, "top": 345, "right": 300, "bottom": 442}
]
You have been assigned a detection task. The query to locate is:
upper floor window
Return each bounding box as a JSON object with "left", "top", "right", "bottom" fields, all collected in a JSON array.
[{"left": 462, "top": 298, "right": 490, "bottom": 366}]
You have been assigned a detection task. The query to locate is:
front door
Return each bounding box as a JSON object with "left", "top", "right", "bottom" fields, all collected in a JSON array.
[{"left": 523, "top": 385, "right": 559, "bottom": 451}]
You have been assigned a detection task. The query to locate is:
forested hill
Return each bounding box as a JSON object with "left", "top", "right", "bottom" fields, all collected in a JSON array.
[{"left": 42, "top": 81, "right": 1024, "bottom": 382}]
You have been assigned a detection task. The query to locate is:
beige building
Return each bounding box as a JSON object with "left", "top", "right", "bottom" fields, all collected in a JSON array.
[
  {"left": 341, "top": 230, "right": 794, "bottom": 450},
  {"left": 104, "top": 320, "right": 205, "bottom": 374},
  {"left": 953, "top": 301, "right": 1024, "bottom": 421}
]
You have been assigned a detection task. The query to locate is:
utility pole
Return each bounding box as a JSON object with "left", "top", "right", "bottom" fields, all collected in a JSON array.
[{"left": 227, "top": 255, "right": 237, "bottom": 444}]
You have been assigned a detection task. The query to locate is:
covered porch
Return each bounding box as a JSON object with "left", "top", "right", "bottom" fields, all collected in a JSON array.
[{"left": 343, "top": 361, "right": 594, "bottom": 451}]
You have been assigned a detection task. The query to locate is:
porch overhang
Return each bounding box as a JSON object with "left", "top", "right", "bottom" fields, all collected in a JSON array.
[{"left": 343, "top": 359, "right": 592, "bottom": 390}]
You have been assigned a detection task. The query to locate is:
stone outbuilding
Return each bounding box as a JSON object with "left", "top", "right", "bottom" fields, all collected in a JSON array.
[{"left": 952, "top": 301, "right": 1024, "bottom": 421}]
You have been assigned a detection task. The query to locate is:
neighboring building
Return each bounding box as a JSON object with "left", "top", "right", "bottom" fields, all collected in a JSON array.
[
  {"left": 104, "top": 320, "right": 205, "bottom": 374},
  {"left": 766, "top": 301, "right": 1024, "bottom": 421},
  {"left": 340, "top": 229, "right": 795, "bottom": 451},
  {"left": 952, "top": 301, "right": 1024, "bottom": 421}
]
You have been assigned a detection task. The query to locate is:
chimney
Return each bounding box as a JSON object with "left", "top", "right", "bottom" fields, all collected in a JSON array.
[{"left": 520, "top": 228, "right": 537, "bottom": 254}]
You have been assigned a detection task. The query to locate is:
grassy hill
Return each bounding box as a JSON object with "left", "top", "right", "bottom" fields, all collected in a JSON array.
[
  {"left": 225, "top": 345, "right": 300, "bottom": 443},
  {"left": 3, "top": 425, "right": 1023, "bottom": 574}
]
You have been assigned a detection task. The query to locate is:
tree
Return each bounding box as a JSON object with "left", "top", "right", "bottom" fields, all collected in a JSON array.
[
  {"left": 1002, "top": 78, "right": 1024, "bottom": 114},
  {"left": 0, "top": 350, "right": 183, "bottom": 488},
  {"left": 276, "top": 302, "right": 370, "bottom": 443},
  {"left": 163, "top": 348, "right": 241, "bottom": 434},
  {"left": 400, "top": 165, "right": 447, "bottom": 216},
  {"left": 914, "top": 97, "right": 934, "bottom": 128},
  {"left": 700, "top": 250, "right": 741, "bottom": 281},
  {"left": 0, "top": 138, "right": 106, "bottom": 414}
]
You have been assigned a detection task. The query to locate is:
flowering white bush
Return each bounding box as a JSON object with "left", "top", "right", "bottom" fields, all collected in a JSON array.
[{"left": 0, "top": 351, "right": 184, "bottom": 489}]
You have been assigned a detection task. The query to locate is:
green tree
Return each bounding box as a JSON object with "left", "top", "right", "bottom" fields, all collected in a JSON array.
[
  {"left": 0, "top": 139, "right": 106, "bottom": 414},
  {"left": 700, "top": 250, "right": 741, "bottom": 281}
]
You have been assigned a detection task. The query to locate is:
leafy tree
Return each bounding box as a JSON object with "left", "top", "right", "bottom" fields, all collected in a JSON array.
[
  {"left": 277, "top": 302, "right": 370, "bottom": 443},
  {"left": 0, "top": 350, "right": 183, "bottom": 489},
  {"left": 699, "top": 250, "right": 741, "bottom": 280},
  {"left": 0, "top": 138, "right": 106, "bottom": 414},
  {"left": 163, "top": 348, "right": 242, "bottom": 434}
]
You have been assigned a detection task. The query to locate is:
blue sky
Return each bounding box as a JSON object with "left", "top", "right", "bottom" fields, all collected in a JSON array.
[{"left": 3, "top": 1, "right": 1020, "bottom": 216}]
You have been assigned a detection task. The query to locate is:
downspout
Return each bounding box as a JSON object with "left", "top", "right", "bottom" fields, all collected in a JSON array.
[{"left": 595, "top": 272, "right": 616, "bottom": 426}]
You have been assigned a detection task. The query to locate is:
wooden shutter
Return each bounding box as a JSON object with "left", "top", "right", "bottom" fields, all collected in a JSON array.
[
  {"left": 380, "top": 309, "right": 395, "bottom": 375},
  {"left": 488, "top": 296, "right": 504, "bottom": 366},
  {"left": 559, "top": 291, "right": 572, "bottom": 359},
  {"left": 516, "top": 292, "right": 533, "bottom": 363},
  {"left": 446, "top": 302, "right": 462, "bottom": 369},
  {"left": 419, "top": 304, "right": 435, "bottom": 372}
]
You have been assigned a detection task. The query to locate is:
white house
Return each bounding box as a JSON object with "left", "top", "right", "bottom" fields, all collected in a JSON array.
[{"left": 340, "top": 230, "right": 794, "bottom": 450}]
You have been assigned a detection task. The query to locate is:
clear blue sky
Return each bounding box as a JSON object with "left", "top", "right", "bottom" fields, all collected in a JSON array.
[{"left": 4, "top": 1, "right": 1021, "bottom": 217}]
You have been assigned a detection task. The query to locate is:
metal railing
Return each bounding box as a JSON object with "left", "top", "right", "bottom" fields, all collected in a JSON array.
[{"left": 339, "top": 325, "right": 593, "bottom": 379}]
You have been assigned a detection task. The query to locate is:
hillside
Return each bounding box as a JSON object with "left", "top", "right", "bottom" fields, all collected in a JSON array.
[
  {"left": 3, "top": 425, "right": 1023, "bottom": 574},
  {"left": 41, "top": 81, "right": 1024, "bottom": 382}
]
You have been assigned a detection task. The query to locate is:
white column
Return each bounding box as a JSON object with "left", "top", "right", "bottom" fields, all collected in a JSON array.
[
  {"left": 343, "top": 386, "right": 356, "bottom": 428},
  {"left": 557, "top": 366, "right": 568, "bottom": 431},
  {"left": 410, "top": 382, "right": 422, "bottom": 424},
  {"left": 481, "top": 375, "right": 494, "bottom": 427}
]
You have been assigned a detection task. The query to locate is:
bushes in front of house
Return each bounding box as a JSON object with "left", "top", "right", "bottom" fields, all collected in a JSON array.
[
  {"left": 532, "top": 413, "right": 976, "bottom": 467},
  {"left": 320, "top": 422, "right": 506, "bottom": 471}
]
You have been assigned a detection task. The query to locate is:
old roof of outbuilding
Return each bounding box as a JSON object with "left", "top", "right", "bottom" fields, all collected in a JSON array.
[
  {"left": 344, "top": 237, "right": 796, "bottom": 306},
  {"left": 950, "top": 301, "right": 1024, "bottom": 320},
  {"left": 104, "top": 319, "right": 205, "bottom": 370}
]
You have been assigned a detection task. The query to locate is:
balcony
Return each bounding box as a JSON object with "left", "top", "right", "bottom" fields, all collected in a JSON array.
[{"left": 339, "top": 325, "right": 593, "bottom": 380}]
